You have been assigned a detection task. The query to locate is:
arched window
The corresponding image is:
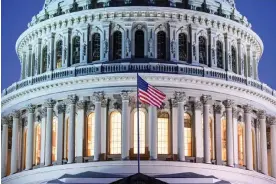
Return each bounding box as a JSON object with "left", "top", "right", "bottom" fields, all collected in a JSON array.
[
  {"left": 221, "top": 118, "right": 227, "bottom": 161},
  {"left": 157, "top": 31, "right": 166, "bottom": 60},
  {"left": 113, "top": 31, "right": 122, "bottom": 60},
  {"left": 52, "top": 118, "right": 58, "bottom": 162},
  {"left": 134, "top": 110, "right": 146, "bottom": 154},
  {"left": 135, "top": 30, "right": 145, "bottom": 58},
  {"left": 232, "top": 46, "right": 237, "bottom": 74},
  {"left": 110, "top": 112, "right": 122, "bottom": 154},
  {"left": 72, "top": 36, "right": 80, "bottom": 64},
  {"left": 199, "top": 36, "right": 207, "bottom": 64},
  {"left": 92, "top": 33, "right": 101, "bottom": 61},
  {"left": 87, "top": 113, "right": 95, "bottom": 156},
  {"left": 35, "top": 124, "right": 41, "bottom": 165},
  {"left": 179, "top": 33, "right": 188, "bottom": 61},
  {"left": 56, "top": 40, "right": 63, "bottom": 69},
  {"left": 184, "top": 113, "right": 192, "bottom": 156},
  {"left": 216, "top": 41, "right": 223, "bottom": 69},
  {"left": 238, "top": 122, "right": 245, "bottom": 166},
  {"left": 32, "top": 53, "right": 35, "bottom": 76},
  {"left": 42, "top": 46, "right": 47, "bottom": 73},
  {"left": 157, "top": 112, "right": 169, "bottom": 154}
]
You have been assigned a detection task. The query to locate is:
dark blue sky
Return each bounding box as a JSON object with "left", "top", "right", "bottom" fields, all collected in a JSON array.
[{"left": 2, "top": 0, "right": 276, "bottom": 90}]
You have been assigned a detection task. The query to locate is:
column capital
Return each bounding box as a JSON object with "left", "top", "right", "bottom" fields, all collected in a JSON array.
[
  {"left": 193, "top": 100, "right": 202, "bottom": 110},
  {"left": 76, "top": 100, "right": 87, "bottom": 110},
  {"left": 243, "top": 104, "right": 253, "bottom": 113},
  {"left": 121, "top": 90, "right": 131, "bottom": 101},
  {"left": 57, "top": 102, "right": 66, "bottom": 114},
  {"left": 214, "top": 103, "right": 223, "bottom": 114},
  {"left": 173, "top": 91, "right": 186, "bottom": 103},
  {"left": 200, "top": 95, "right": 212, "bottom": 105},
  {"left": 268, "top": 116, "right": 276, "bottom": 126},
  {"left": 87, "top": 101, "right": 95, "bottom": 111},
  {"left": 222, "top": 99, "right": 234, "bottom": 108},
  {"left": 1, "top": 116, "right": 11, "bottom": 125},
  {"left": 93, "top": 92, "right": 104, "bottom": 103},
  {"left": 27, "top": 104, "right": 36, "bottom": 113},
  {"left": 11, "top": 110, "right": 20, "bottom": 118},
  {"left": 44, "top": 98, "right": 56, "bottom": 108},
  {"left": 257, "top": 110, "right": 266, "bottom": 119},
  {"left": 101, "top": 98, "right": 108, "bottom": 108},
  {"left": 40, "top": 107, "right": 47, "bottom": 118},
  {"left": 232, "top": 106, "right": 238, "bottom": 118},
  {"left": 67, "top": 95, "right": 78, "bottom": 105}
]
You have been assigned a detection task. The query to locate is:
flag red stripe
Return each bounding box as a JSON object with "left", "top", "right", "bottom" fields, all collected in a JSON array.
[{"left": 148, "top": 85, "right": 166, "bottom": 98}]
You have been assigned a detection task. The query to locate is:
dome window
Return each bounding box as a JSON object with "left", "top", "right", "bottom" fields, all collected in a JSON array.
[
  {"left": 157, "top": 31, "right": 166, "bottom": 60},
  {"left": 199, "top": 36, "right": 207, "bottom": 65},
  {"left": 56, "top": 40, "right": 63, "bottom": 69},
  {"left": 113, "top": 31, "right": 122, "bottom": 60},
  {"left": 216, "top": 41, "right": 223, "bottom": 69},
  {"left": 135, "top": 30, "right": 145, "bottom": 58},
  {"left": 179, "top": 33, "right": 188, "bottom": 61},
  {"left": 92, "top": 33, "right": 101, "bottom": 61},
  {"left": 72, "top": 36, "right": 81, "bottom": 65}
]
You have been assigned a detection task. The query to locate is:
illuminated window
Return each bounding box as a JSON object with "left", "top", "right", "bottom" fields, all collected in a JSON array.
[
  {"left": 64, "top": 118, "right": 69, "bottom": 159},
  {"left": 134, "top": 110, "right": 146, "bottom": 154},
  {"left": 35, "top": 124, "right": 41, "bottom": 165},
  {"left": 72, "top": 36, "right": 80, "bottom": 64},
  {"left": 52, "top": 118, "right": 58, "bottom": 162},
  {"left": 221, "top": 118, "right": 227, "bottom": 161},
  {"left": 158, "top": 112, "right": 169, "bottom": 154},
  {"left": 110, "top": 112, "right": 122, "bottom": 154},
  {"left": 87, "top": 113, "right": 95, "bottom": 156},
  {"left": 184, "top": 113, "right": 192, "bottom": 156},
  {"left": 238, "top": 123, "right": 244, "bottom": 165},
  {"left": 22, "top": 128, "right": 27, "bottom": 170},
  {"left": 56, "top": 40, "right": 63, "bottom": 68},
  {"left": 209, "top": 118, "right": 213, "bottom": 159}
]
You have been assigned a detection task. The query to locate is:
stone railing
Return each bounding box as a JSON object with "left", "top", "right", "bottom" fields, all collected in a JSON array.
[{"left": 2, "top": 62, "right": 276, "bottom": 98}]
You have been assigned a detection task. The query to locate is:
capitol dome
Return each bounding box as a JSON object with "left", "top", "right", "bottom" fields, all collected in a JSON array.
[{"left": 1, "top": 0, "right": 276, "bottom": 183}]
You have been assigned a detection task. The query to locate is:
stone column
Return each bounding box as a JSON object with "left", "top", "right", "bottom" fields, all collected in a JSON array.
[
  {"left": 62, "top": 28, "right": 72, "bottom": 67},
  {"left": 201, "top": 95, "right": 212, "bottom": 164},
  {"left": 101, "top": 99, "right": 108, "bottom": 157},
  {"left": 40, "top": 108, "right": 47, "bottom": 167},
  {"left": 244, "top": 105, "right": 253, "bottom": 170},
  {"left": 147, "top": 25, "right": 155, "bottom": 59},
  {"left": 244, "top": 45, "right": 250, "bottom": 78},
  {"left": 258, "top": 110, "right": 268, "bottom": 175},
  {"left": 44, "top": 99, "right": 56, "bottom": 166},
  {"left": 208, "top": 28, "right": 216, "bottom": 67},
  {"left": 269, "top": 116, "right": 276, "bottom": 178},
  {"left": 171, "top": 100, "right": 178, "bottom": 158},
  {"left": 189, "top": 25, "right": 198, "bottom": 64},
  {"left": 124, "top": 25, "right": 132, "bottom": 59},
  {"left": 174, "top": 92, "right": 186, "bottom": 161},
  {"left": 10, "top": 111, "right": 20, "bottom": 174},
  {"left": 247, "top": 45, "right": 252, "bottom": 78},
  {"left": 57, "top": 102, "right": 66, "bottom": 165},
  {"left": 232, "top": 107, "right": 239, "bottom": 167},
  {"left": 237, "top": 39, "right": 243, "bottom": 75},
  {"left": 25, "top": 104, "right": 35, "bottom": 170},
  {"left": 223, "top": 100, "right": 234, "bottom": 167},
  {"left": 27, "top": 45, "right": 32, "bottom": 77},
  {"left": 121, "top": 91, "right": 131, "bottom": 160},
  {"left": 214, "top": 103, "right": 222, "bottom": 165},
  {"left": 149, "top": 106, "right": 158, "bottom": 160},
  {"left": 194, "top": 100, "right": 203, "bottom": 162},
  {"left": 1, "top": 117, "right": 10, "bottom": 177},
  {"left": 102, "top": 22, "right": 110, "bottom": 61},
  {"left": 93, "top": 92, "right": 103, "bottom": 161},
  {"left": 67, "top": 95, "right": 78, "bottom": 164},
  {"left": 224, "top": 33, "right": 231, "bottom": 72},
  {"left": 47, "top": 33, "right": 55, "bottom": 71},
  {"left": 80, "top": 23, "right": 89, "bottom": 64},
  {"left": 76, "top": 100, "right": 86, "bottom": 163},
  {"left": 36, "top": 39, "right": 42, "bottom": 75}
]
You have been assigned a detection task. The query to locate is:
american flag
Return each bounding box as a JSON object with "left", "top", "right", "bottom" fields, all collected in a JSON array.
[{"left": 137, "top": 75, "right": 166, "bottom": 108}]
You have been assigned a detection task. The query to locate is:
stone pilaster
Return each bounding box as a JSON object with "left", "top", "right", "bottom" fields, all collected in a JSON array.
[
  {"left": 1, "top": 117, "right": 10, "bottom": 177},
  {"left": 208, "top": 28, "right": 216, "bottom": 67},
  {"left": 102, "top": 22, "right": 110, "bottom": 61},
  {"left": 121, "top": 91, "right": 131, "bottom": 160},
  {"left": 26, "top": 104, "right": 36, "bottom": 170},
  {"left": 56, "top": 102, "right": 66, "bottom": 165},
  {"left": 214, "top": 103, "right": 222, "bottom": 165},
  {"left": 269, "top": 116, "right": 276, "bottom": 178},
  {"left": 62, "top": 28, "right": 72, "bottom": 67},
  {"left": 232, "top": 106, "right": 239, "bottom": 167},
  {"left": 189, "top": 25, "right": 198, "bottom": 64},
  {"left": 80, "top": 24, "right": 89, "bottom": 64},
  {"left": 244, "top": 104, "right": 253, "bottom": 170},
  {"left": 194, "top": 100, "right": 203, "bottom": 162},
  {"left": 201, "top": 95, "right": 212, "bottom": 164},
  {"left": 10, "top": 110, "right": 20, "bottom": 174},
  {"left": 75, "top": 100, "right": 86, "bottom": 163},
  {"left": 40, "top": 107, "right": 47, "bottom": 167}
]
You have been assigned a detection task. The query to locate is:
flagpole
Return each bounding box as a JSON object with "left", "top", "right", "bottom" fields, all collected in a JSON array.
[{"left": 136, "top": 73, "right": 140, "bottom": 173}]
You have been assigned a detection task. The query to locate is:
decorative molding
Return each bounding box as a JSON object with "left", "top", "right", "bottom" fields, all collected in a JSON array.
[
  {"left": 11, "top": 110, "right": 21, "bottom": 119},
  {"left": 214, "top": 104, "right": 223, "bottom": 114},
  {"left": 27, "top": 104, "right": 36, "bottom": 113},
  {"left": 57, "top": 102, "right": 66, "bottom": 114},
  {"left": 173, "top": 91, "right": 186, "bottom": 103},
  {"left": 120, "top": 90, "right": 132, "bottom": 101},
  {"left": 194, "top": 101, "right": 202, "bottom": 110},
  {"left": 44, "top": 98, "right": 56, "bottom": 108},
  {"left": 243, "top": 104, "right": 253, "bottom": 113},
  {"left": 76, "top": 100, "right": 87, "bottom": 110},
  {"left": 222, "top": 99, "right": 234, "bottom": 108},
  {"left": 200, "top": 95, "right": 212, "bottom": 105},
  {"left": 232, "top": 106, "right": 238, "bottom": 118},
  {"left": 257, "top": 110, "right": 266, "bottom": 120},
  {"left": 93, "top": 91, "right": 104, "bottom": 103},
  {"left": 268, "top": 116, "right": 276, "bottom": 126},
  {"left": 67, "top": 94, "right": 78, "bottom": 105}
]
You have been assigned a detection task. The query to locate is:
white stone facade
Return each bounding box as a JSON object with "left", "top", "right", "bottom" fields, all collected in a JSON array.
[{"left": 1, "top": 0, "right": 276, "bottom": 184}]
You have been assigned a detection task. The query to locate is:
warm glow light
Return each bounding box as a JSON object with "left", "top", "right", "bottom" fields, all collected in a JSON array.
[
  {"left": 158, "top": 113, "right": 169, "bottom": 154},
  {"left": 134, "top": 110, "right": 146, "bottom": 154},
  {"left": 110, "top": 112, "right": 122, "bottom": 154},
  {"left": 87, "top": 113, "right": 95, "bottom": 156},
  {"left": 184, "top": 113, "right": 192, "bottom": 156},
  {"left": 52, "top": 118, "right": 58, "bottom": 161},
  {"left": 35, "top": 124, "right": 41, "bottom": 165},
  {"left": 238, "top": 123, "right": 244, "bottom": 165},
  {"left": 221, "top": 118, "right": 227, "bottom": 161}
]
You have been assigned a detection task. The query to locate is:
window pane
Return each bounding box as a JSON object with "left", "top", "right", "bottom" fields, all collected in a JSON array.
[
  {"left": 134, "top": 110, "right": 146, "bottom": 154},
  {"left": 157, "top": 31, "right": 166, "bottom": 60},
  {"left": 184, "top": 113, "right": 192, "bottom": 156},
  {"left": 113, "top": 31, "right": 122, "bottom": 60},
  {"left": 87, "top": 113, "right": 95, "bottom": 156},
  {"left": 158, "top": 113, "right": 169, "bottom": 154},
  {"left": 216, "top": 41, "right": 223, "bottom": 69},
  {"left": 110, "top": 112, "right": 122, "bottom": 154},
  {"left": 72, "top": 36, "right": 80, "bottom": 64},
  {"left": 199, "top": 36, "right": 207, "bottom": 64},
  {"left": 42, "top": 47, "right": 47, "bottom": 73},
  {"left": 56, "top": 40, "right": 63, "bottom": 68},
  {"left": 35, "top": 124, "right": 41, "bottom": 165},
  {"left": 179, "top": 33, "right": 187, "bottom": 61},
  {"left": 221, "top": 118, "right": 227, "bottom": 161},
  {"left": 135, "top": 30, "right": 145, "bottom": 58},
  {"left": 92, "top": 33, "right": 101, "bottom": 61},
  {"left": 232, "top": 46, "right": 237, "bottom": 74},
  {"left": 52, "top": 118, "right": 58, "bottom": 161}
]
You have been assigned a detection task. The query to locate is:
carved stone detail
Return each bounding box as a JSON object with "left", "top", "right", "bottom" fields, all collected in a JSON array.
[
  {"left": 257, "top": 110, "right": 266, "bottom": 119},
  {"left": 194, "top": 101, "right": 202, "bottom": 110},
  {"left": 232, "top": 106, "right": 238, "bottom": 118},
  {"left": 200, "top": 95, "right": 212, "bottom": 104},
  {"left": 67, "top": 94, "right": 78, "bottom": 105},
  {"left": 214, "top": 104, "right": 222, "bottom": 114},
  {"left": 268, "top": 116, "right": 276, "bottom": 126},
  {"left": 121, "top": 90, "right": 131, "bottom": 101},
  {"left": 222, "top": 99, "right": 234, "bottom": 108},
  {"left": 44, "top": 98, "right": 56, "bottom": 108},
  {"left": 27, "top": 104, "right": 36, "bottom": 113},
  {"left": 93, "top": 91, "right": 104, "bottom": 103},
  {"left": 76, "top": 100, "right": 87, "bottom": 110},
  {"left": 243, "top": 104, "right": 253, "bottom": 113},
  {"left": 87, "top": 101, "right": 95, "bottom": 111},
  {"left": 173, "top": 91, "right": 186, "bottom": 103},
  {"left": 40, "top": 107, "right": 47, "bottom": 118},
  {"left": 11, "top": 110, "right": 21, "bottom": 118},
  {"left": 101, "top": 99, "right": 108, "bottom": 108},
  {"left": 57, "top": 102, "right": 66, "bottom": 113}
]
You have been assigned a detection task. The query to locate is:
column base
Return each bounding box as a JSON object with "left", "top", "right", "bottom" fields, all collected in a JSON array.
[
  {"left": 75, "top": 156, "right": 83, "bottom": 163},
  {"left": 56, "top": 160, "right": 63, "bottom": 165},
  {"left": 196, "top": 157, "right": 204, "bottom": 163},
  {"left": 150, "top": 156, "right": 157, "bottom": 160},
  {"left": 121, "top": 156, "right": 130, "bottom": 160}
]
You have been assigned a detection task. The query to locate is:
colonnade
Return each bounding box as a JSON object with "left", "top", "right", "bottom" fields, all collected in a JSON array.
[{"left": 1, "top": 91, "right": 276, "bottom": 178}]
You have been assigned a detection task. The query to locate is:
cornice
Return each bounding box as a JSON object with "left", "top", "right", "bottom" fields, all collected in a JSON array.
[
  {"left": 16, "top": 7, "right": 263, "bottom": 60},
  {"left": 1, "top": 73, "right": 276, "bottom": 115}
]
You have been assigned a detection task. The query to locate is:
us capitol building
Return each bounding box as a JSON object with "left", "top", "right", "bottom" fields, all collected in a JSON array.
[{"left": 1, "top": 0, "right": 276, "bottom": 183}]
